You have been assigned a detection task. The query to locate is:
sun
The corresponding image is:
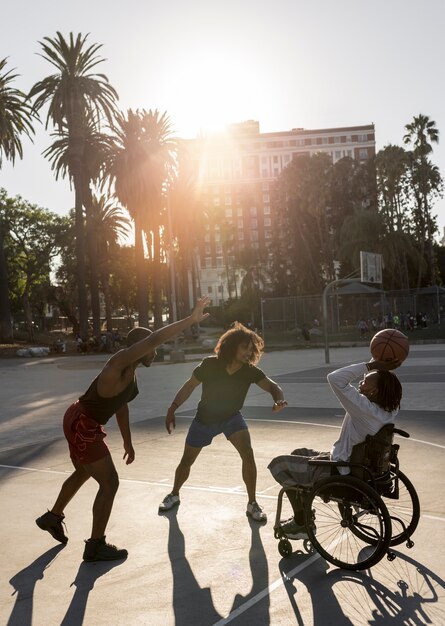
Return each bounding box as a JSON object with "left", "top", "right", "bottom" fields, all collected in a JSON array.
[{"left": 166, "top": 47, "right": 259, "bottom": 137}]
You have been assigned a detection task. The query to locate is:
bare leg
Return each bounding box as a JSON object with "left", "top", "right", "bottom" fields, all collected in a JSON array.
[
  {"left": 228, "top": 429, "right": 257, "bottom": 502},
  {"left": 51, "top": 459, "right": 91, "bottom": 516},
  {"left": 82, "top": 455, "right": 120, "bottom": 539},
  {"left": 172, "top": 444, "right": 202, "bottom": 496}
]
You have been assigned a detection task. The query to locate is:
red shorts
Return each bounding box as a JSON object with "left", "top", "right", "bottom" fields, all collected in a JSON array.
[{"left": 63, "top": 402, "right": 110, "bottom": 465}]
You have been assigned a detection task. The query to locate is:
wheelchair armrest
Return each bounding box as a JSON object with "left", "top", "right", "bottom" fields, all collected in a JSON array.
[
  {"left": 394, "top": 428, "right": 410, "bottom": 438},
  {"left": 308, "top": 459, "right": 375, "bottom": 483},
  {"left": 308, "top": 459, "right": 338, "bottom": 466}
]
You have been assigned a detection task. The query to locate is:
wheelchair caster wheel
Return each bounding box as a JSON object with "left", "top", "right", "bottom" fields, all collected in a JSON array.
[
  {"left": 387, "top": 552, "right": 396, "bottom": 562},
  {"left": 406, "top": 539, "right": 414, "bottom": 549},
  {"left": 278, "top": 539, "right": 293, "bottom": 558}
]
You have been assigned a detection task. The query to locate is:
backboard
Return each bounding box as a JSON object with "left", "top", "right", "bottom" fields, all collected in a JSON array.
[{"left": 360, "top": 251, "right": 383, "bottom": 284}]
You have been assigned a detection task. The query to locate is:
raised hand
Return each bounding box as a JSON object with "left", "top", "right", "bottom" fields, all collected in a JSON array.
[{"left": 190, "top": 297, "right": 211, "bottom": 324}]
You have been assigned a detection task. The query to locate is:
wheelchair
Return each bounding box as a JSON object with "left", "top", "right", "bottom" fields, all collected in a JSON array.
[{"left": 273, "top": 424, "right": 420, "bottom": 570}]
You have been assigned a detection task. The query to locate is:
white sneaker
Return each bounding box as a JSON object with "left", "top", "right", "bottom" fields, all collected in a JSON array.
[
  {"left": 246, "top": 501, "right": 267, "bottom": 522},
  {"left": 159, "top": 493, "right": 180, "bottom": 511}
]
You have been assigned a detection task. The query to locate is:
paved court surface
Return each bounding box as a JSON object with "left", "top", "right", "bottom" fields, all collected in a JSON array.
[{"left": 0, "top": 345, "right": 444, "bottom": 625}]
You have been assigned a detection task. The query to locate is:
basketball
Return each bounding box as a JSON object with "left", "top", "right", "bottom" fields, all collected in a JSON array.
[{"left": 370, "top": 329, "right": 409, "bottom": 362}]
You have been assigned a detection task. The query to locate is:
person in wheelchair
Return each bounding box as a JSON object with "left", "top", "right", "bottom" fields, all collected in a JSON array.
[{"left": 268, "top": 358, "right": 402, "bottom": 539}]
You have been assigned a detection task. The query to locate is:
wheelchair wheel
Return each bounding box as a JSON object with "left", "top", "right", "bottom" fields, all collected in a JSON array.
[
  {"left": 304, "top": 476, "right": 392, "bottom": 571},
  {"left": 385, "top": 470, "right": 420, "bottom": 546}
]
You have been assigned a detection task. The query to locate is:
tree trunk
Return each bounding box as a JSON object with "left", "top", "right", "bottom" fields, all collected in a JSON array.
[
  {"left": 23, "top": 284, "right": 34, "bottom": 342},
  {"left": 84, "top": 187, "right": 101, "bottom": 338},
  {"left": 0, "top": 225, "right": 13, "bottom": 342},
  {"left": 152, "top": 225, "right": 162, "bottom": 328},
  {"left": 134, "top": 216, "right": 149, "bottom": 327},
  {"left": 73, "top": 171, "right": 89, "bottom": 339}
]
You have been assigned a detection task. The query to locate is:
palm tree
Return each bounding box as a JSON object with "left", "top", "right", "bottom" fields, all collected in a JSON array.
[
  {"left": 43, "top": 116, "right": 116, "bottom": 336},
  {"left": 106, "top": 108, "right": 176, "bottom": 327},
  {"left": 403, "top": 115, "right": 441, "bottom": 286},
  {"left": 0, "top": 58, "right": 36, "bottom": 342},
  {"left": 29, "top": 32, "right": 118, "bottom": 338}
]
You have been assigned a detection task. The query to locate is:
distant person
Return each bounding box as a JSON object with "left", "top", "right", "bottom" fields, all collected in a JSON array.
[
  {"left": 36, "top": 298, "right": 210, "bottom": 562},
  {"left": 357, "top": 319, "right": 368, "bottom": 338},
  {"left": 159, "top": 322, "right": 287, "bottom": 522},
  {"left": 301, "top": 324, "right": 310, "bottom": 342}
]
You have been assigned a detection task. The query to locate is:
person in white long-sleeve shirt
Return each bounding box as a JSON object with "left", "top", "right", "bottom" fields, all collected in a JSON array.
[{"left": 268, "top": 358, "right": 402, "bottom": 539}]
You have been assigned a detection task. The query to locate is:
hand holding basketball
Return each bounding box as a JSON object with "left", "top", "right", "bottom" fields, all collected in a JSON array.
[{"left": 370, "top": 329, "right": 409, "bottom": 363}]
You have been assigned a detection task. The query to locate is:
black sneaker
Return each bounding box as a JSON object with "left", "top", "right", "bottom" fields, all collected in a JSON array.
[
  {"left": 83, "top": 536, "right": 128, "bottom": 562},
  {"left": 36, "top": 510, "right": 68, "bottom": 544}
]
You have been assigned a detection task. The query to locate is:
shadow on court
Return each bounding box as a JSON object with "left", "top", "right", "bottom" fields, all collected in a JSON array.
[
  {"left": 164, "top": 510, "right": 270, "bottom": 625},
  {"left": 7, "top": 545, "right": 65, "bottom": 626},
  {"left": 60, "top": 560, "right": 126, "bottom": 626},
  {"left": 279, "top": 549, "right": 445, "bottom": 625}
]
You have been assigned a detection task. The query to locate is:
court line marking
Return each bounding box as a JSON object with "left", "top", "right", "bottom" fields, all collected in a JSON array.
[
  {"left": 1, "top": 463, "right": 444, "bottom": 524},
  {"left": 178, "top": 416, "right": 445, "bottom": 449},
  {"left": 212, "top": 552, "right": 321, "bottom": 626}
]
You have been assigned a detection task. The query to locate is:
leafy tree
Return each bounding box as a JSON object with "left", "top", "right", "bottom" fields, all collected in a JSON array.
[
  {"left": 0, "top": 60, "right": 36, "bottom": 341},
  {"left": 1, "top": 195, "right": 69, "bottom": 339},
  {"left": 29, "top": 32, "right": 118, "bottom": 337}
]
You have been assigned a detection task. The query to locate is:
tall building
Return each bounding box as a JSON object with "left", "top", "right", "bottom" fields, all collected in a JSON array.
[{"left": 184, "top": 121, "right": 376, "bottom": 305}]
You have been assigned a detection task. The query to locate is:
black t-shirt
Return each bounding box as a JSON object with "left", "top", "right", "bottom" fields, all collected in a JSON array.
[{"left": 193, "top": 356, "right": 266, "bottom": 425}]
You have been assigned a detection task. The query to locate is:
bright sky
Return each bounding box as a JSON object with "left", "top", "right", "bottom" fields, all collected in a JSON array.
[{"left": 1, "top": 0, "right": 445, "bottom": 233}]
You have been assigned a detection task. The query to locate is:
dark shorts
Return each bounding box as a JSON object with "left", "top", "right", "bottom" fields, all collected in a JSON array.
[
  {"left": 186, "top": 412, "right": 248, "bottom": 448},
  {"left": 63, "top": 401, "right": 110, "bottom": 465}
]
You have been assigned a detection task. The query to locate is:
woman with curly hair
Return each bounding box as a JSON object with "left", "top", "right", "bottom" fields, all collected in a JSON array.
[{"left": 159, "top": 322, "right": 287, "bottom": 521}]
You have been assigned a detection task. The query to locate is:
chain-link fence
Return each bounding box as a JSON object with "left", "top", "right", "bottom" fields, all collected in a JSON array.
[{"left": 260, "top": 287, "right": 445, "bottom": 344}]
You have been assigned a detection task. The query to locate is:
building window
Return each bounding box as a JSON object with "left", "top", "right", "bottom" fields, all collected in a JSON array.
[
  {"left": 265, "top": 229, "right": 272, "bottom": 239},
  {"left": 335, "top": 151, "right": 341, "bottom": 160},
  {"left": 214, "top": 232, "right": 221, "bottom": 242},
  {"left": 238, "top": 219, "right": 243, "bottom": 228},
  {"left": 262, "top": 182, "right": 269, "bottom": 190},
  {"left": 216, "top": 257, "right": 224, "bottom": 268},
  {"left": 346, "top": 135, "right": 352, "bottom": 143},
  {"left": 237, "top": 207, "right": 243, "bottom": 216},
  {"left": 347, "top": 150, "right": 353, "bottom": 157},
  {"left": 264, "top": 205, "right": 271, "bottom": 215},
  {"left": 283, "top": 155, "right": 291, "bottom": 164},
  {"left": 262, "top": 169, "right": 268, "bottom": 177},
  {"left": 205, "top": 244, "right": 211, "bottom": 254},
  {"left": 251, "top": 230, "right": 258, "bottom": 242},
  {"left": 207, "top": 286, "right": 213, "bottom": 293},
  {"left": 205, "top": 257, "right": 212, "bottom": 268},
  {"left": 215, "top": 244, "right": 223, "bottom": 253},
  {"left": 273, "top": 155, "right": 279, "bottom": 163},
  {"left": 322, "top": 137, "right": 329, "bottom": 145},
  {"left": 263, "top": 193, "right": 270, "bottom": 202},
  {"left": 251, "top": 242, "right": 259, "bottom": 249},
  {"left": 204, "top": 233, "right": 210, "bottom": 242},
  {"left": 225, "top": 208, "right": 232, "bottom": 217},
  {"left": 251, "top": 218, "right": 258, "bottom": 229},
  {"left": 238, "top": 231, "right": 244, "bottom": 240},
  {"left": 250, "top": 207, "right": 257, "bottom": 216},
  {"left": 218, "top": 285, "right": 223, "bottom": 293},
  {"left": 358, "top": 134, "right": 367, "bottom": 142},
  {"left": 225, "top": 196, "right": 231, "bottom": 205},
  {"left": 359, "top": 148, "right": 368, "bottom": 159},
  {"left": 264, "top": 217, "right": 271, "bottom": 227},
  {"left": 213, "top": 198, "right": 220, "bottom": 206}
]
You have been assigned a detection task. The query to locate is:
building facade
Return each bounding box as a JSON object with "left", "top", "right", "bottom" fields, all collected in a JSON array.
[{"left": 184, "top": 121, "right": 376, "bottom": 305}]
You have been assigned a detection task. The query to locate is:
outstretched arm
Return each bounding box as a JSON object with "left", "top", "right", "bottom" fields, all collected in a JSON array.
[
  {"left": 111, "top": 297, "right": 211, "bottom": 370},
  {"left": 165, "top": 375, "right": 202, "bottom": 433},
  {"left": 256, "top": 377, "right": 288, "bottom": 412}
]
